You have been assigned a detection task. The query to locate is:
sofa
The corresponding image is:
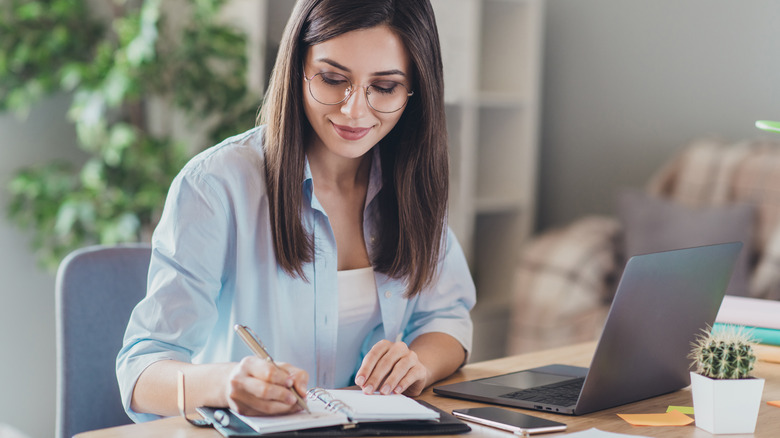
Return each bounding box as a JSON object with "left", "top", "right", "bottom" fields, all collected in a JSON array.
[{"left": 507, "top": 137, "right": 780, "bottom": 355}]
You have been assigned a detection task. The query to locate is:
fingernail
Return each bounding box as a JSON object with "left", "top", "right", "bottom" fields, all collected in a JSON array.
[
  {"left": 394, "top": 386, "right": 403, "bottom": 394},
  {"left": 363, "top": 385, "right": 373, "bottom": 394},
  {"left": 286, "top": 377, "right": 294, "bottom": 387},
  {"left": 381, "top": 385, "right": 391, "bottom": 395},
  {"left": 355, "top": 375, "right": 365, "bottom": 386},
  {"left": 287, "top": 393, "right": 296, "bottom": 404}
]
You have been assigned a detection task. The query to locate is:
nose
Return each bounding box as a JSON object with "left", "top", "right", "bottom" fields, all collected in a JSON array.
[{"left": 340, "top": 85, "right": 370, "bottom": 119}]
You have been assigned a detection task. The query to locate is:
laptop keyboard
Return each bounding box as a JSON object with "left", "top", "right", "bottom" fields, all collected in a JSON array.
[{"left": 499, "top": 377, "right": 584, "bottom": 407}]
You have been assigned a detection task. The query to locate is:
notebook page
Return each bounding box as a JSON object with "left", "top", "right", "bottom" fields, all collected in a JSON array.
[
  {"left": 324, "top": 390, "right": 439, "bottom": 421},
  {"left": 233, "top": 400, "right": 349, "bottom": 434}
]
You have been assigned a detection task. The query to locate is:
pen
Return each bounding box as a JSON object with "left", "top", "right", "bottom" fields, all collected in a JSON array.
[{"left": 233, "top": 324, "right": 310, "bottom": 413}]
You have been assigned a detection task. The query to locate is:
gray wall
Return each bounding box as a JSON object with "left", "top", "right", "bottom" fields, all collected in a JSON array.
[
  {"left": 1, "top": 1, "right": 779, "bottom": 436},
  {"left": 538, "top": 0, "right": 780, "bottom": 230},
  {"left": 0, "top": 95, "right": 84, "bottom": 437}
]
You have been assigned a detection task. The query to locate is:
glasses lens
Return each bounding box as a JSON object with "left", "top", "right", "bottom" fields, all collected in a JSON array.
[
  {"left": 309, "top": 72, "right": 351, "bottom": 105},
  {"left": 367, "top": 81, "right": 410, "bottom": 113},
  {"left": 307, "top": 72, "right": 411, "bottom": 113}
]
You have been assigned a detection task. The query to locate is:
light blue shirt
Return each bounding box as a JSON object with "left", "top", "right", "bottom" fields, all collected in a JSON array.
[{"left": 116, "top": 126, "right": 476, "bottom": 423}]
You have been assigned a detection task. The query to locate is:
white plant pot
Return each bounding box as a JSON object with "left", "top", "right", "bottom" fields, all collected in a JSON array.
[{"left": 690, "top": 371, "right": 765, "bottom": 434}]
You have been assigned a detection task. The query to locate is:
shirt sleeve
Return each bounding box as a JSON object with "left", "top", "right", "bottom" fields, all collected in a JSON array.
[
  {"left": 402, "top": 228, "right": 477, "bottom": 362},
  {"left": 116, "top": 166, "right": 231, "bottom": 423}
]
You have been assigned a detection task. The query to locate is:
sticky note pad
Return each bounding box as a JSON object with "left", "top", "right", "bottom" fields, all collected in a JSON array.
[
  {"left": 617, "top": 410, "right": 694, "bottom": 426},
  {"left": 666, "top": 406, "right": 694, "bottom": 415},
  {"left": 768, "top": 401, "right": 780, "bottom": 408}
]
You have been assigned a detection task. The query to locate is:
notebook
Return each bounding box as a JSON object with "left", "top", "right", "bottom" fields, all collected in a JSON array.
[
  {"left": 196, "top": 389, "right": 453, "bottom": 436},
  {"left": 434, "top": 242, "right": 742, "bottom": 415}
]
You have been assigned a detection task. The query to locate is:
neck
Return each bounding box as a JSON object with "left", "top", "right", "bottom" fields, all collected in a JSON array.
[{"left": 307, "top": 142, "right": 372, "bottom": 192}]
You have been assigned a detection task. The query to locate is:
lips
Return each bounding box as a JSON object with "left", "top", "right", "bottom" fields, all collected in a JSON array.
[{"left": 332, "top": 122, "right": 372, "bottom": 141}]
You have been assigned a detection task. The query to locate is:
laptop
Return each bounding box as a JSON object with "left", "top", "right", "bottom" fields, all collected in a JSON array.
[{"left": 434, "top": 242, "right": 742, "bottom": 415}]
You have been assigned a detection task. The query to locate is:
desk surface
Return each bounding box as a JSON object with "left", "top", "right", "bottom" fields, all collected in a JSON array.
[{"left": 77, "top": 342, "right": 780, "bottom": 437}]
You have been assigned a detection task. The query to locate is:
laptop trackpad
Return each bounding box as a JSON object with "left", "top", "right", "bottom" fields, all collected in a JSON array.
[{"left": 480, "top": 370, "right": 574, "bottom": 390}]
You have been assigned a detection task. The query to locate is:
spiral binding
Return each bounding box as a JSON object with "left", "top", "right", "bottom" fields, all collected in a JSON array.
[
  {"left": 306, "top": 388, "right": 329, "bottom": 400},
  {"left": 305, "top": 388, "right": 355, "bottom": 418}
]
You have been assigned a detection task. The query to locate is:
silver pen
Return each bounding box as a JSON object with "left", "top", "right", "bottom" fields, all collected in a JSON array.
[{"left": 233, "top": 324, "right": 310, "bottom": 413}]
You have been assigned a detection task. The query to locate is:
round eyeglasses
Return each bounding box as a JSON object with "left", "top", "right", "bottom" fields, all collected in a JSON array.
[{"left": 303, "top": 71, "right": 413, "bottom": 114}]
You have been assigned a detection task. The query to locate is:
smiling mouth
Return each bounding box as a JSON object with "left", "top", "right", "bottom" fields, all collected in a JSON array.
[{"left": 332, "top": 123, "right": 372, "bottom": 141}]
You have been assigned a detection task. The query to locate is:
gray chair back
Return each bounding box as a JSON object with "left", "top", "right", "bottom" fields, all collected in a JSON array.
[{"left": 55, "top": 243, "right": 151, "bottom": 438}]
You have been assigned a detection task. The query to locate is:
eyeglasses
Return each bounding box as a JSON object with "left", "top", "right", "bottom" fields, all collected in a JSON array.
[{"left": 303, "top": 71, "right": 413, "bottom": 113}]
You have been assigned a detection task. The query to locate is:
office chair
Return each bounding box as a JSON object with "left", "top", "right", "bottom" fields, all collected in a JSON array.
[{"left": 55, "top": 243, "right": 151, "bottom": 438}]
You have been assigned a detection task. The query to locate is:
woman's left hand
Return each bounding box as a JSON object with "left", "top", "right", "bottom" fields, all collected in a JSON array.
[{"left": 354, "top": 339, "right": 431, "bottom": 396}]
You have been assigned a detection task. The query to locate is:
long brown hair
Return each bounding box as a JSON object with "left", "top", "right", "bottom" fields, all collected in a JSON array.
[{"left": 259, "top": 0, "right": 448, "bottom": 297}]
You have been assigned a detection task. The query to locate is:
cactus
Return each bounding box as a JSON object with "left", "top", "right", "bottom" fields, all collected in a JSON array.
[{"left": 689, "top": 325, "right": 757, "bottom": 380}]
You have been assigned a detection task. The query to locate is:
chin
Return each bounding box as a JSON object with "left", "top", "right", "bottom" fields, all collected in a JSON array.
[
  {"left": 332, "top": 143, "right": 375, "bottom": 159},
  {"left": 326, "top": 135, "right": 378, "bottom": 159}
]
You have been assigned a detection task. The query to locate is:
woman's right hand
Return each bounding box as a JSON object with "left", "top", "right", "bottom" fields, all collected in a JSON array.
[{"left": 225, "top": 356, "right": 309, "bottom": 416}]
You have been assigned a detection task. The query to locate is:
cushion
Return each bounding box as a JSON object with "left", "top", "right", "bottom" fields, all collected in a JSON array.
[
  {"left": 618, "top": 189, "right": 754, "bottom": 296},
  {"left": 750, "top": 228, "right": 780, "bottom": 300},
  {"left": 507, "top": 216, "right": 621, "bottom": 354}
]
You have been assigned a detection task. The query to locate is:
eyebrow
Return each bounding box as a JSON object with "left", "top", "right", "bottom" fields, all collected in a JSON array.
[{"left": 316, "top": 57, "right": 407, "bottom": 78}]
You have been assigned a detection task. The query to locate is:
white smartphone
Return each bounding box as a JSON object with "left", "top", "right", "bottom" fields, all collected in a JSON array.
[{"left": 452, "top": 407, "right": 567, "bottom": 435}]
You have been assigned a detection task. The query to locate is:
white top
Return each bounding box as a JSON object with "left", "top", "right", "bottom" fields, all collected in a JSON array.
[{"left": 336, "top": 267, "right": 381, "bottom": 386}]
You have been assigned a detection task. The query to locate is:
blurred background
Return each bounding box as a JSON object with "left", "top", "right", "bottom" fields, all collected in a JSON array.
[{"left": 1, "top": 0, "right": 779, "bottom": 436}]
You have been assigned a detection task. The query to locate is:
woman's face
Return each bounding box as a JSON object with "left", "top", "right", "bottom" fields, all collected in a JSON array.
[{"left": 302, "top": 25, "right": 413, "bottom": 160}]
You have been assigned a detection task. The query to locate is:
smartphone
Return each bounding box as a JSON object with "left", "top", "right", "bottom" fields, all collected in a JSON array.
[{"left": 452, "top": 407, "right": 567, "bottom": 435}]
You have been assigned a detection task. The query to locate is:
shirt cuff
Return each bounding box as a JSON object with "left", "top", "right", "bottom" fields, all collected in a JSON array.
[
  {"left": 117, "top": 348, "right": 190, "bottom": 423},
  {"left": 404, "top": 315, "right": 474, "bottom": 365}
]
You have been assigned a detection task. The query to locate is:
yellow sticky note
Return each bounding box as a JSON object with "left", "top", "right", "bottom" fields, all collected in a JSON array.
[
  {"left": 666, "top": 406, "right": 694, "bottom": 415},
  {"left": 617, "top": 410, "right": 694, "bottom": 426},
  {"left": 768, "top": 401, "right": 780, "bottom": 408}
]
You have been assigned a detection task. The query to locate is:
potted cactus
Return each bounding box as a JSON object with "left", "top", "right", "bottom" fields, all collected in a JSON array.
[{"left": 688, "top": 324, "right": 765, "bottom": 434}]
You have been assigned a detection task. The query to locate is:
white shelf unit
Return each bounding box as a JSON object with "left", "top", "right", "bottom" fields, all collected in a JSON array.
[
  {"left": 433, "top": 0, "right": 544, "bottom": 361},
  {"left": 254, "top": 0, "right": 544, "bottom": 362}
]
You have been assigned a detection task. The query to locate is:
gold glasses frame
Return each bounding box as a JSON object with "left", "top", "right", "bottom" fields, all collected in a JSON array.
[{"left": 303, "top": 70, "right": 413, "bottom": 114}]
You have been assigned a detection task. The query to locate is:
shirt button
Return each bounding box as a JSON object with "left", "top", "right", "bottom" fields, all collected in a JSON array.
[
  {"left": 371, "top": 235, "right": 376, "bottom": 243},
  {"left": 384, "top": 291, "right": 392, "bottom": 299}
]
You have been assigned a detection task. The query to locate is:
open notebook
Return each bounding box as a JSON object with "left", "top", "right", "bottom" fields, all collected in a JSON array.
[{"left": 206, "top": 389, "right": 440, "bottom": 435}]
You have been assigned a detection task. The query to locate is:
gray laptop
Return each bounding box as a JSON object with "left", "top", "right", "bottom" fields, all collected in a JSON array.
[{"left": 434, "top": 242, "right": 742, "bottom": 415}]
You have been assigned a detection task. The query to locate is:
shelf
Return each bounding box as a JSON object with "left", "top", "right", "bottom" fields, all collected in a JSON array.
[
  {"left": 475, "top": 106, "right": 529, "bottom": 201},
  {"left": 433, "top": 0, "right": 479, "bottom": 104},
  {"left": 474, "top": 196, "right": 526, "bottom": 214},
  {"left": 479, "top": 0, "right": 536, "bottom": 96},
  {"left": 472, "top": 210, "right": 529, "bottom": 304},
  {"left": 476, "top": 92, "right": 528, "bottom": 109},
  {"left": 445, "top": 104, "right": 464, "bottom": 186}
]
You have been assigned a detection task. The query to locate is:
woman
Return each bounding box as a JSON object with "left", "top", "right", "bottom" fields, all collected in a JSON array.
[{"left": 117, "top": 0, "right": 475, "bottom": 422}]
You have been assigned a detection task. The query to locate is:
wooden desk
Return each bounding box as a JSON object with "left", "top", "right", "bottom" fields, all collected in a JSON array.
[{"left": 76, "top": 342, "right": 780, "bottom": 437}]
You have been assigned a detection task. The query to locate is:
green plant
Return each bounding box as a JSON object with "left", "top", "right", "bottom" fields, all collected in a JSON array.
[
  {"left": 690, "top": 325, "right": 757, "bottom": 380},
  {"left": 2, "top": 0, "right": 259, "bottom": 270},
  {"left": 756, "top": 120, "right": 780, "bottom": 134}
]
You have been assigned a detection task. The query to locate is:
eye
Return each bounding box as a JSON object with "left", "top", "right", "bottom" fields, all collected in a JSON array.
[
  {"left": 370, "top": 81, "right": 402, "bottom": 95},
  {"left": 318, "top": 72, "right": 349, "bottom": 87}
]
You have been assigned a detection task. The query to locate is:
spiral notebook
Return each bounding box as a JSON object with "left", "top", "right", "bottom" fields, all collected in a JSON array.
[{"left": 196, "top": 389, "right": 450, "bottom": 436}]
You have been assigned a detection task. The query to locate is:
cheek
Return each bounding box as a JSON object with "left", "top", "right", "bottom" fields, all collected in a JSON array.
[
  {"left": 303, "top": 99, "right": 332, "bottom": 137},
  {"left": 379, "top": 112, "right": 404, "bottom": 133},
  {"left": 303, "top": 94, "right": 319, "bottom": 122}
]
